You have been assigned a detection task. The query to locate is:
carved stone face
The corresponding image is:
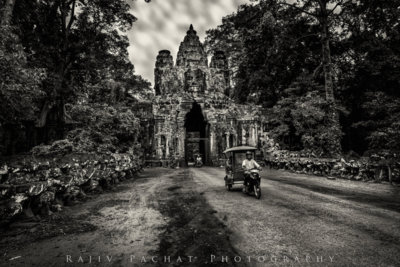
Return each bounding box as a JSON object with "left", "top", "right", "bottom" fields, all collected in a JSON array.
[{"left": 184, "top": 69, "right": 205, "bottom": 93}]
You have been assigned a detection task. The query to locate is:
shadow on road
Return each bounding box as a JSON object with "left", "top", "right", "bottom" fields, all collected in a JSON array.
[
  {"left": 153, "top": 169, "right": 245, "bottom": 267},
  {"left": 266, "top": 175, "right": 400, "bottom": 212}
]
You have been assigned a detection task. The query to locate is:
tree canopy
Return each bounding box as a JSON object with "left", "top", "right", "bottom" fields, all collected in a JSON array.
[
  {"left": 0, "top": 0, "right": 152, "bottom": 155},
  {"left": 206, "top": 0, "right": 400, "bottom": 156}
]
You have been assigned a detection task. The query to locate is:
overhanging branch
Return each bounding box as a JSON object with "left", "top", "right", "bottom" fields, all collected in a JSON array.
[
  {"left": 66, "top": 0, "right": 76, "bottom": 31},
  {"left": 328, "top": 0, "right": 351, "bottom": 15},
  {"left": 279, "top": 0, "right": 316, "bottom": 17}
]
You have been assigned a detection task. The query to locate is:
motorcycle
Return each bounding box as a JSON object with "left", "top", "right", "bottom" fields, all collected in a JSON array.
[{"left": 243, "top": 168, "right": 261, "bottom": 199}]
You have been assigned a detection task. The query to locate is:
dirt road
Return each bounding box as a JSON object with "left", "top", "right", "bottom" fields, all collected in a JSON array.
[
  {"left": 191, "top": 167, "right": 400, "bottom": 266},
  {"left": 1, "top": 167, "right": 399, "bottom": 266}
]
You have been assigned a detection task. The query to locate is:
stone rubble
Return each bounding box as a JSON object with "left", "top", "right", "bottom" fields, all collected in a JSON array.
[
  {"left": 265, "top": 150, "right": 400, "bottom": 183},
  {"left": 0, "top": 152, "right": 144, "bottom": 224}
]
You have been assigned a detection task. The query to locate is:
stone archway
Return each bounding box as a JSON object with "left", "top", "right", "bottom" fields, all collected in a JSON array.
[{"left": 184, "top": 102, "right": 209, "bottom": 164}]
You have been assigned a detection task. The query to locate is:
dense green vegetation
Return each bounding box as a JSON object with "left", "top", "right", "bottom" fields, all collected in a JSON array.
[
  {"left": 206, "top": 0, "right": 400, "bottom": 157},
  {"left": 0, "top": 0, "right": 151, "bottom": 155}
]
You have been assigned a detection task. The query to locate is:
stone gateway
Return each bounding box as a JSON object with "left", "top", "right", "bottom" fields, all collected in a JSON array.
[{"left": 151, "top": 25, "right": 264, "bottom": 165}]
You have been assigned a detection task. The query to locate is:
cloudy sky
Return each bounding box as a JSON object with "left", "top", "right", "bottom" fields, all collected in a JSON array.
[{"left": 127, "top": 0, "right": 249, "bottom": 85}]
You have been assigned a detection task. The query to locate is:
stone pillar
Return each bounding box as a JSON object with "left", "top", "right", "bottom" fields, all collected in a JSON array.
[
  {"left": 156, "top": 137, "right": 162, "bottom": 159},
  {"left": 166, "top": 137, "right": 170, "bottom": 157},
  {"left": 242, "top": 127, "right": 247, "bottom": 145},
  {"left": 180, "top": 129, "right": 186, "bottom": 158},
  {"left": 255, "top": 123, "right": 260, "bottom": 148},
  {"left": 251, "top": 125, "right": 256, "bottom": 146},
  {"left": 209, "top": 124, "right": 216, "bottom": 158},
  {"left": 210, "top": 132, "right": 214, "bottom": 155},
  {"left": 226, "top": 133, "right": 230, "bottom": 149},
  {"left": 155, "top": 50, "right": 174, "bottom": 95},
  {"left": 177, "top": 138, "right": 182, "bottom": 157}
]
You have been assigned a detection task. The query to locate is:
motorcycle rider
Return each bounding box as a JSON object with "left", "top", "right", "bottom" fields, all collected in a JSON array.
[{"left": 242, "top": 151, "right": 261, "bottom": 192}]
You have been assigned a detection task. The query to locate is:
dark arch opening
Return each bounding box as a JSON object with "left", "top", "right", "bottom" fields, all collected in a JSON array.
[
  {"left": 185, "top": 102, "right": 207, "bottom": 137},
  {"left": 184, "top": 102, "right": 208, "bottom": 164}
]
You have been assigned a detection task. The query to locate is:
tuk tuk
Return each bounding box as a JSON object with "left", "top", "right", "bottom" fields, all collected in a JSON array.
[
  {"left": 223, "top": 146, "right": 257, "bottom": 191},
  {"left": 187, "top": 154, "right": 203, "bottom": 167}
]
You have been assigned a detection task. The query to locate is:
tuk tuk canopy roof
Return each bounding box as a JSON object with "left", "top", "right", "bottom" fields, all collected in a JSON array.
[{"left": 223, "top": 146, "right": 257, "bottom": 154}]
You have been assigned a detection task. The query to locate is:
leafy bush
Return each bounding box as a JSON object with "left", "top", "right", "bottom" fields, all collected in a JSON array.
[
  {"left": 267, "top": 78, "right": 342, "bottom": 157},
  {"left": 66, "top": 103, "right": 140, "bottom": 153},
  {"left": 31, "top": 139, "right": 73, "bottom": 156},
  {"left": 0, "top": 26, "right": 46, "bottom": 123},
  {"left": 353, "top": 92, "right": 400, "bottom": 153}
]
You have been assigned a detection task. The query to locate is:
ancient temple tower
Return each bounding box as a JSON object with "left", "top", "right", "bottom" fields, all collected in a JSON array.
[
  {"left": 176, "top": 24, "right": 208, "bottom": 68},
  {"left": 151, "top": 25, "right": 262, "bottom": 165},
  {"left": 154, "top": 24, "right": 229, "bottom": 96},
  {"left": 154, "top": 50, "right": 174, "bottom": 95}
]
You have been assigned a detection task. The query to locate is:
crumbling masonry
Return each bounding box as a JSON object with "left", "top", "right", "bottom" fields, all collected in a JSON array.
[{"left": 150, "top": 25, "right": 265, "bottom": 165}]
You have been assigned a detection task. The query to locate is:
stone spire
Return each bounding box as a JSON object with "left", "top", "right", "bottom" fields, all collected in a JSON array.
[
  {"left": 155, "top": 50, "right": 173, "bottom": 69},
  {"left": 154, "top": 50, "right": 174, "bottom": 95},
  {"left": 176, "top": 24, "right": 208, "bottom": 67}
]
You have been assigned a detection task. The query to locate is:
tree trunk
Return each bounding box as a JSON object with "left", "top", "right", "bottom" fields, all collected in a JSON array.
[
  {"left": 321, "top": 19, "right": 335, "bottom": 103},
  {"left": 318, "top": 0, "right": 335, "bottom": 103},
  {"left": 0, "top": 0, "right": 16, "bottom": 26},
  {"left": 319, "top": 2, "right": 342, "bottom": 156},
  {"left": 36, "top": 100, "right": 53, "bottom": 128},
  {"left": 388, "top": 165, "right": 392, "bottom": 185}
]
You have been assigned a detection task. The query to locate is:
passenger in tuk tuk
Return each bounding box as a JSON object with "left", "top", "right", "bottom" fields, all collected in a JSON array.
[{"left": 242, "top": 151, "right": 261, "bottom": 190}]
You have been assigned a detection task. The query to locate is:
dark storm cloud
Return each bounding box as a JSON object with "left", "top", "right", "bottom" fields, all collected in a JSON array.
[{"left": 127, "top": 0, "right": 249, "bottom": 85}]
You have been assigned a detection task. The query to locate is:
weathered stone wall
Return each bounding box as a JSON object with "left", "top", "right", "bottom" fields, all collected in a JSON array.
[
  {"left": 150, "top": 91, "right": 264, "bottom": 164},
  {"left": 155, "top": 60, "right": 228, "bottom": 97},
  {"left": 0, "top": 152, "right": 144, "bottom": 223},
  {"left": 130, "top": 102, "right": 154, "bottom": 157}
]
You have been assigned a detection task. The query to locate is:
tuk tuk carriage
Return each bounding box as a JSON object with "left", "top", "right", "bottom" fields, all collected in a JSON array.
[
  {"left": 187, "top": 154, "right": 203, "bottom": 167},
  {"left": 223, "top": 146, "right": 258, "bottom": 191}
]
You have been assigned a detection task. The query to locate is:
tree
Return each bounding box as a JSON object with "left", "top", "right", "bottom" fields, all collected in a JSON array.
[
  {"left": 277, "top": 0, "right": 351, "bottom": 102},
  {"left": 206, "top": 1, "right": 322, "bottom": 106},
  {"left": 206, "top": 0, "right": 348, "bottom": 156},
  {"left": 1, "top": 0, "right": 151, "bottom": 155},
  {"left": 266, "top": 76, "right": 342, "bottom": 156},
  {"left": 0, "top": 28, "right": 46, "bottom": 124},
  {"left": 337, "top": 0, "right": 400, "bottom": 154},
  {"left": 0, "top": 0, "right": 46, "bottom": 125},
  {"left": 260, "top": 0, "right": 347, "bottom": 156},
  {"left": 205, "top": 4, "right": 257, "bottom": 96},
  {"left": 11, "top": 0, "right": 137, "bottom": 126},
  {"left": 66, "top": 104, "right": 140, "bottom": 153}
]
